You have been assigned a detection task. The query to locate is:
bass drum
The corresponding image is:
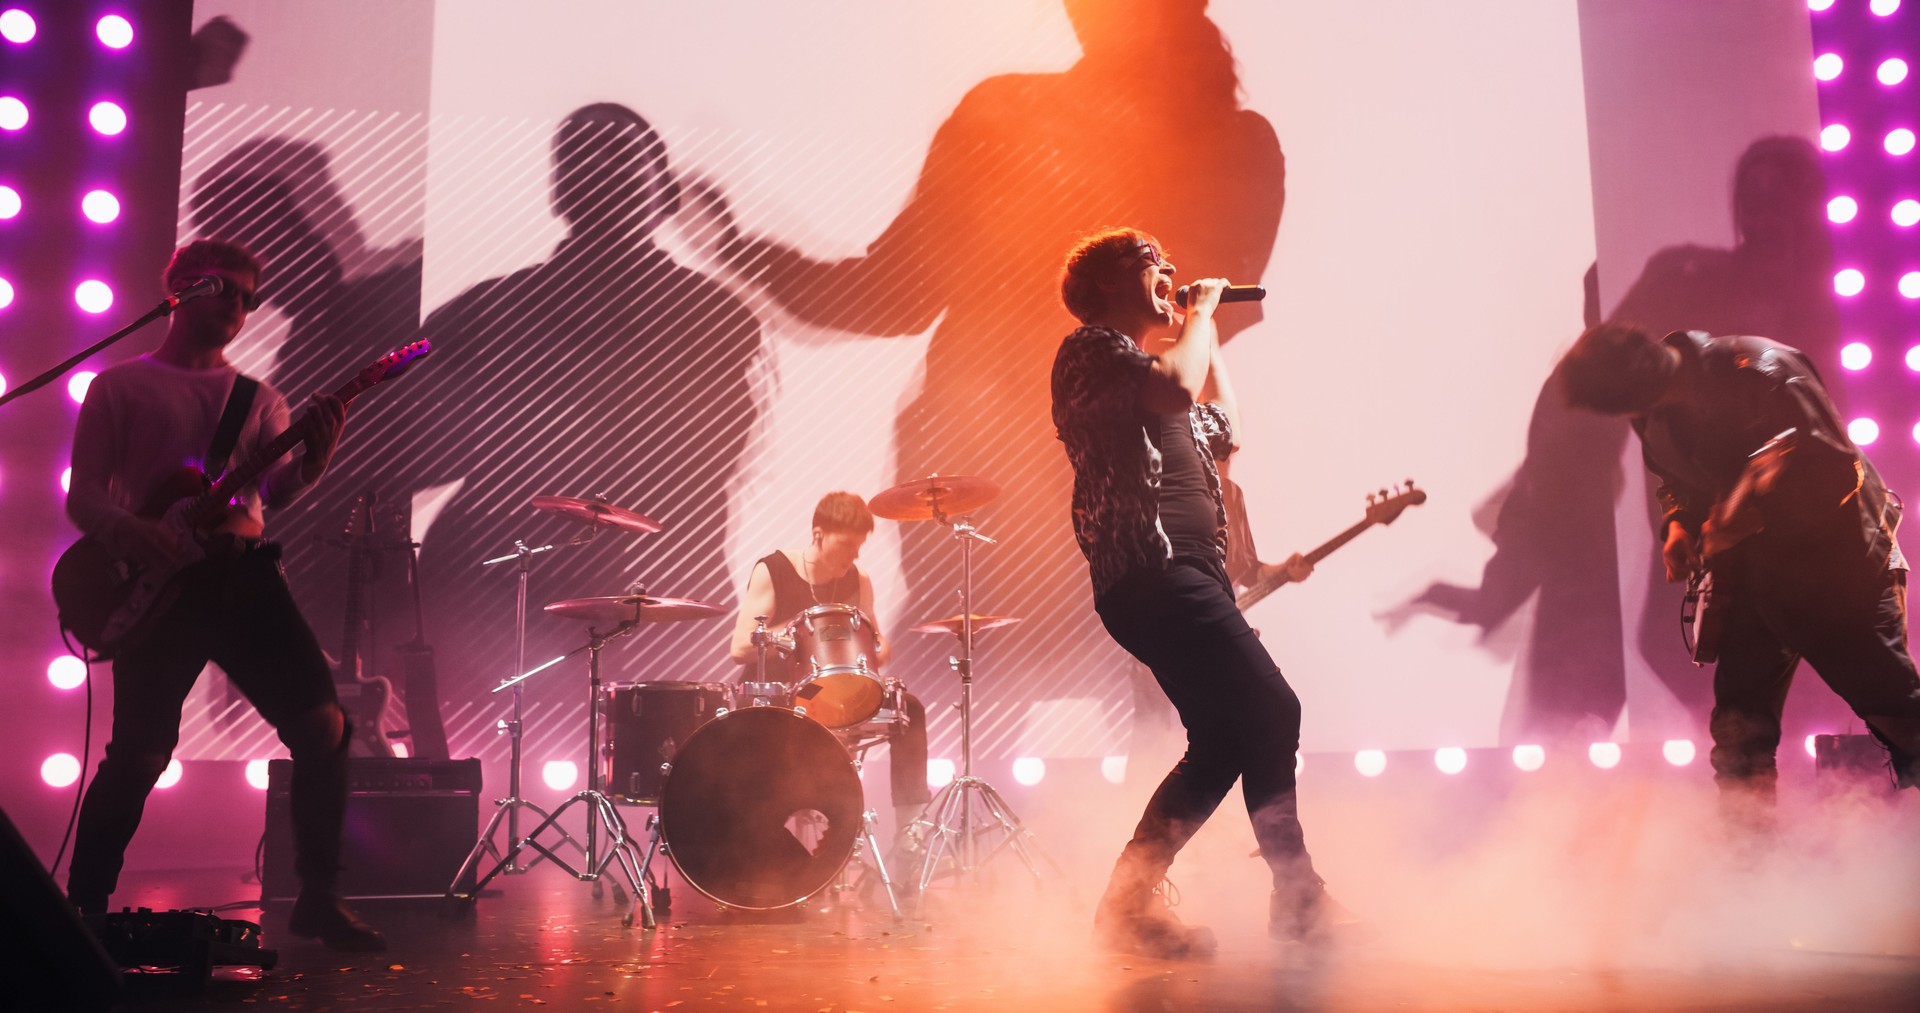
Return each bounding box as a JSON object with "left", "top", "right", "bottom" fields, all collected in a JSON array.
[{"left": 659, "top": 706, "right": 863, "bottom": 910}]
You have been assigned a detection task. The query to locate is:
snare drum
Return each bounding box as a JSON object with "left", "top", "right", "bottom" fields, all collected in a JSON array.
[
  {"left": 785, "top": 603, "right": 885, "bottom": 728},
  {"left": 604, "top": 682, "right": 732, "bottom": 804}
]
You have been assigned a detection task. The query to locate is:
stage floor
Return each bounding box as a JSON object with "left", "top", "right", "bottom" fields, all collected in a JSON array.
[{"left": 101, "top": 859, "right": 1920, "bottom": 1012}]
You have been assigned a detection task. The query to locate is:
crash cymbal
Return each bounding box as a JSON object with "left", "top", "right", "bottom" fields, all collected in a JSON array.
[
  {"left": 531, "top": 495, "right": 662, "bottom": 535},
  {"left": 868, "top": 474, "right": 1000, "bottom": 521},
  {"left": 909, "top": 613, "right": 1023, "bottom": 636},
  {"left": 544, "top": 595, "right": 727, "bottom": 625}
]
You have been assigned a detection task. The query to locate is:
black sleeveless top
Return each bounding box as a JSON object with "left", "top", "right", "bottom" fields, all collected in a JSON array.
[{"left": 755, "top": 551, "right": 861, "bottom": 682}]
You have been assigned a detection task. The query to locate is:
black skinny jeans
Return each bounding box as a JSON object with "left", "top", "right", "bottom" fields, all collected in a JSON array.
[
  {"left": 1095, "top": 558, "right": 1318, "bottom": 896},
  {"left": 66, "top": 545, "right": 348, "bottom": 912}
]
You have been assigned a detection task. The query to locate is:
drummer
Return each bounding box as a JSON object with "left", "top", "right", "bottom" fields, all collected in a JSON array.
[{"left": 727, "top": 491, "right": 933, "bottom": 846}]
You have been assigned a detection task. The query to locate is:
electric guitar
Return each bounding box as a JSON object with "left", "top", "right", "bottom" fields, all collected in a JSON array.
[
  {"left": 335, "top": 492, "right": 399, "bottom": 758},
  {"left": 51, "top": 341, "right": 433, "bottom": 656},
  {"left": 1681, "top": 428, "right": 1797, "bottom": 666},
  {"left": 1235, "top": 482, "right": 1426, "bottom": 611}
]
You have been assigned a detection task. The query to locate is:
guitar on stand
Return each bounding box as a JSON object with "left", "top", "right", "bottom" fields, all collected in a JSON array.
[
  {"left": 1235, "top": 481, "right": 1427, "bottom": 612},
  {"left": 334, "top": 492, "right": 399, "bottom": 758},
  {"left": 389, "top": 494, "right": 451, "bottom": 760}
]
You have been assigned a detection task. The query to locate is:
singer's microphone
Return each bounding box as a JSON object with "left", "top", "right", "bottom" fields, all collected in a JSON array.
[
  {"left": 1174, "top": 284, "right": 1265, "bottom": 307},
  {"left": 168, "top": 275, "right": 224, "bottom": 307}
]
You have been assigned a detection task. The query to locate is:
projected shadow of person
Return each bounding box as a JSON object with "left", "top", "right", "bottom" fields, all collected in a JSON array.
[
  {"left": 1391, "top": 135, "right": 1841, "bottom": 743},
  {"left": 705, "top": 0, "right": 1285, "bottom": 755},
  {"left": 391, "top": 104, "right": 761, "bottom": 726}
]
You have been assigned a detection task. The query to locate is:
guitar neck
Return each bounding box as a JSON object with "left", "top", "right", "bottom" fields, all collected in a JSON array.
[
  {"left": 190, "top": 376, "right": 366, "bottom": 524},
  {"left": 1234, "top": 517, "right": 1377, "bottom": 611}
]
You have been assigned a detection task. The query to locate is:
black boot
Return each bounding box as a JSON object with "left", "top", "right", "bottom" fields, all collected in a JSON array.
[
  {"left": 288, "top": 891, "right": 386, "bottom": 952},
  {"left": 1095, "top": 875, "right": 1215, "bottom": 960}
]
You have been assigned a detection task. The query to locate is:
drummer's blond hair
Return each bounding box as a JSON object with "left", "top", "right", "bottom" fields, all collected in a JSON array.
[{"left": 813, "top": 492, "right": 874, "bottom": 536}]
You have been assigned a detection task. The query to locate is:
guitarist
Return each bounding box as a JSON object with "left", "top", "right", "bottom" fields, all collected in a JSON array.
[
  {"left": 63, "top": 240, "right": 383, "bottom": 951},
  {"left": 1560, "top": 323, "right": 1920, "bottom": 829}
]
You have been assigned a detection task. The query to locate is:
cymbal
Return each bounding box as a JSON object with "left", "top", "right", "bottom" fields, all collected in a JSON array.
[
  {"left": 544, "top": 595, "right": 727, "bottom": 625},
  {"left": 869, "top": 475, "right": 1000, "bottom": 521},
  {"left": 531, "top": 495, "right": 662, "bottom": 535},
  {"left": 909, "top": 613, "right": 1023, "bottom": 636}
]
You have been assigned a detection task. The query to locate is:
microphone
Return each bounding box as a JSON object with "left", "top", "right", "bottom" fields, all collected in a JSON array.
[
  {"left": 168, "top": 275, "right": 224, "bottom": 307},
  {"left": 1174, "top": 284, "right": 1265, "bottom": 307}
]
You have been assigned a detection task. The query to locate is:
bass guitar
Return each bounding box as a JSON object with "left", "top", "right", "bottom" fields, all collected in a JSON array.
[
  {"left": 1235, "top": 481, "right": 1426, "bottom": 611},
  {"left": 52, "top": 341, "right": 433, "bottom": 656}
]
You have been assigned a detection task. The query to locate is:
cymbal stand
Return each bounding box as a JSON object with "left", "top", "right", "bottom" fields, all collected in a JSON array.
[
  {"left": 908, "top": 509, "right": 1047, "bottom": 895},
  {"left": 448, "top": 532, "right": 594, "bottom": 890},
  {"left": 455, "top": 620, "right": 654, "bottom": 928}
]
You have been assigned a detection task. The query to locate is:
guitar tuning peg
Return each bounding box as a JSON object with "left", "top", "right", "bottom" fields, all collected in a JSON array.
[
  {"left": 1366, "top": 492, "right": 1377, "bottom": 504},
  {"left": 1378, "top": 488, "right": 1390, "bottom": 500},
  {"left": 1405, "top": 478, "right": 1416, "bottom": 489}
]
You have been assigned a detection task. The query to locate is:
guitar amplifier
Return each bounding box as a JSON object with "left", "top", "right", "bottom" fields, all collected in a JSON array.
[{"left": 262, "top": 758, "right": 482, "bottom": 901}]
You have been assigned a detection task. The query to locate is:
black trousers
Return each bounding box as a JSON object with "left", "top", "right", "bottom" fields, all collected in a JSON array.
[
  {"left": 1095, "top": 558, "right": 1317, "bottom": 895},
  {"left": 890, "top": 691, "right": 933, "bottom": 809},
  {"left": 1711, "top": 559, "right": 1920, "bottom": 790},
  {"left": 66, "top": 545, "right": 347, "bottom": 911}
]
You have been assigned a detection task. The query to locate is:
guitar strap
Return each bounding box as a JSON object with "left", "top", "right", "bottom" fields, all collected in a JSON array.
[{"left": 203, "top": 375, "right": 258, "bottom": 481}]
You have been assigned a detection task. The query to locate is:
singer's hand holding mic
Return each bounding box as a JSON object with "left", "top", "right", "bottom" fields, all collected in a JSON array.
[{"left": 1174, "top": 281, "right": 1265, "bottom": 308}]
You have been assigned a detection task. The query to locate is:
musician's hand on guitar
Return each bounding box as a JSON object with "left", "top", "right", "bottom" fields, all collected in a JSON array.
[
  {"left": 300, "top": 393, "right": 348, "bottom": 481},
  {"left": 1661, "top": 523, "right": 1700, "bottom": 583},
  {"left": 1275, "top": 553, "right": 1314, "bottom": 584},
  {"left": 123, "top": 517, "right": 180, "bottom": 570},
  {"left": 1702, "top": 499, "right": 1764, "bottom": 559}
]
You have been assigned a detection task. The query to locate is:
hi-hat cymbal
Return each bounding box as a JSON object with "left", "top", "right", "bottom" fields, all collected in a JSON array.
[
  {"left": 544, "top": 595, "right": 727, "bottom": 625},
  {"left": 909, "top": 613, "right": 1023, "bottom": 636},
  {"left": 531, "top": 495, "right": 662, "bottom": 535},
  {"left": 869, "top": 475, "right": 1000, "bottom": 521}
]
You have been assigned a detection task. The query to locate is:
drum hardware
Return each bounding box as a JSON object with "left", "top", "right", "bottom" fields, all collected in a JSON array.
[
  {"left": 786, "top": 603, "right": 887, "bottom": 728},
  {"left": 871, "top": 474, "right": 1048, "bottom": 898}
]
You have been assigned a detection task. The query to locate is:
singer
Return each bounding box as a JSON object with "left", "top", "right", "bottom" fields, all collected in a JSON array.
[{"left": 1050, "top": 228, "right": 1344, "bottom": 959}]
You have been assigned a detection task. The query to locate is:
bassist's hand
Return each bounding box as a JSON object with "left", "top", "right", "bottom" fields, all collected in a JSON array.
[
  {"left": 1256, "top": 553, "right": 1314, "bottom": 586},
  {"left": 1661, "top": 522, "right": 1700, "bottom": 583},
  {"left": 300, "top": 393, "right": 348, "bottom": 481},
  {"left": 123, "top": 517, "right": 180, "bottom": 570}
]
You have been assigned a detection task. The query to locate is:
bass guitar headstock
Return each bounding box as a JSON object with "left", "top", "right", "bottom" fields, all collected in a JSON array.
[{"left": 1365, "top": 479, "right": 1427, "bottom": 526}]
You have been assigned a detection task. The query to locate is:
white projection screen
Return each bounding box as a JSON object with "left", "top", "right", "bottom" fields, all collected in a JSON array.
[{"left": 164, "top": 0, "right": 1826, "bottom": 765}]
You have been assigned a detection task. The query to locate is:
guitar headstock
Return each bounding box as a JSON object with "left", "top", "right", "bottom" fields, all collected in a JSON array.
[
  {"left": 1365, "top": 479, "right": 1428, "bottom": 526},
  {"left": 339, "top": 340, "right": 434, "bottom": 401}
]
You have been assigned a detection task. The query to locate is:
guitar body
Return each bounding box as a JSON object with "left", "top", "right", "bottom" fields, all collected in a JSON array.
[
  {"left": 336, "top": 493, "right": 399, "bottom": 758},
  {"left": 52, "top": 467, "right": 216, "bottom": 657},
  {"left": 1684, "top": 570, "right": 1728, "bottom": 667}
]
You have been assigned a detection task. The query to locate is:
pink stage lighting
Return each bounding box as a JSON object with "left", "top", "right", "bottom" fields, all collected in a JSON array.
[
  {"left": 1808, "top": 0, "right": 1835, "bottom": 11},
  {"left": 75, "top": 280, "right": 112, "bottom": 313},
  {"left": 1841, "top": 341, "right": 1873, "bottom": 370},
  {"left": 68, "top": 370, "right": 96, "bottom": 403},
  {"left": 60, "top": 466, "right": 71, "bottom": 492},
  {"left": 1814, "top": 53, "right": 1844, "bottom": 81},
  {"left": 1434, "top": 747, "right": 1467, "bottom": 775},
  {"left": 1888, "top": 128, "right": 1917, "bottom": 156},
  {"left": 1894, "top": 199, "right": 1920, "bottom": 227},
  {"left": 47, "top": 655, "right": 87, "bottom": 690},
  {"left": 1835, "top": 268, "right": 1866, "bottom": 296},
  {"left": 542, "top": 760, "right": 578, "bottom": 791},
  {"left": 96, "top": 14, "right": 133, "bottom": 49},
  {"left": 1870, "top": 0, "right": 1901, "bottom": 15},
  {"left": 1821, "top": 124, "right": 1851, "bottom": 151},
  {"left": 926, "top": 758, "right": 956, "bottom": 789},
  {"left": 1849, "top": 418, "right": 1881, "bottom": 445},
  {"left": 1881, "top": 58, "right": 1911, "bottom": 86},
  {"left": 1912, "top": 421, "right": 1920, "bottom": 444},
  {"left": 245, "top": 759, "right": 271, "bottom": 790},
  {"left": 0, "top": 96, "right": 27, "bottom": 131},
  {"left": 1011, "top": 757, "right": 1046, "bottom": 786},
  {"left": 1100, "top": 756, "right": 1126, "bottom": 784},
  {"left": 82, "top": 189, "right": 119, "bottom": 224},
  {"left": 0, "top": 276, "right": 13, "bottom": 309},
  {"left": 1588, "top": 742, "right": 1622, "bottom": 769},
  {"left": 1909, "top": 345, "right": 1920, "bottom": 371},
  {"left": 1805, "top": 734, "right": 1821, "bottom": 758},
  {"left": 1828, "top": 195, "right": 1859, "bottom": 223},
  {"left": 0, "top": 9, "right": 32, "bottom": 44},
  {"left": 1662, "top": 739, "right": 1697, "bottom": 766},
  {"left": 154, "top": 759, "right": 183, "bottom": 789},
  {"left": 0, "top": 183, "right": 19, "bottom": 218},
  {"left": 1900, "top": 271, "right": 1920, "bottom": 298},
  {"left": 1512, "top": 744, "right": 1546, "bottom": 772},
  {"left": 88, "top": 101, "right": 126, "bottom": 136},
  {"left": 1354, "top": 750, "right": 1387, "bottom": 777},
  {"left": 42, "top": 753, "right": 82, "bottom": 788}
]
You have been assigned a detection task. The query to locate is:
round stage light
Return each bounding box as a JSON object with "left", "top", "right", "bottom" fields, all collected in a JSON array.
[
  {"left": 1354, "top": 749, "right": 1387, "bottom": 777},
  {"left": 1295, "top": 752, "right": 1305, "bottom": 776},
  {"left": 75, "top": 280, "right": 112, "bottom": 313},
  {"left": 82, "top": 189, "right": 119, "bottom": 224},
  {"left": 1434, "top": 747, "right": 1468, "bottom": 775},
  {"left": 1900, "top": 271, "right": 1920, "bottom": 299},
  {"left": 0, "top": 96, "right": 27, "bottom": 131},
  {"left": 1835, "top": 268, "right": 1866, "bottom": 296},
  {"left": 47, "top": 655, "right": 86, "bottom": 690},
  {"left": 1512, "top": 744, "right": 1546, "bottom": 772},
  {"left": 96, "top": 14, "right": 133, "bottom": 49},
  {"left": 1662, "top": 739, "right": 1696, "bottom": 766},
  {"left": 42, "top": 753, "right": 82, "bottom": 788},
  {"left": 1894, "top": 199, "right": 1920, "bottom": 227},
  {"left": 0, "top": 183, "right": 19, "bottom": 218},
  {"left": 1882, "top": 58, "right": 1910, "bottom": 86},
  {"left": 1870, "top": 0, "right": 1900, "bottom": 15},
  {"left": 1849, "top": 418, "right": 1880, "bottom": 445},
  {"left": 68, "top": 370, "right": 96, "bottom": 403},
  {"left": 89, "top": 101, "right": 126, "bottom": 135},
  {"left": 154, "top": 759, "right": 183, "bottom": 789},
  {"left": 1828, "top": 195, "right": 1858, "bottom": 223},
  {"left": 1888, "top": 128, "right": 1917, "bottom": 156},
  {"left": 0, "top": 9, "right": 33, "bottom": 44},
  {"left": 1011, "top": 757, "right": 1046, "bottom": 786},
  {"left": 926, "top": 758, "right": 956, "bottom": 789},
  {"left": 1807, "top": 0, "right": 1835, "bottom": 10},
  {"left": 541, "top": 760, "right": 578, "bottom": 791},
  {"left": 1814, "top": 53, "right": 1843, "bottom": 81},
  {"left": 1908, "top": 345, "right": 1920, "bottom": 371},
  {"left": 59, "top": 466, "right": 71, "bottom": 492},
  {"left": 1912, "top": 420, "right": 1920, "bottom": 444},
  {"left": 1588, "top": 742, "right": 1622, "bottom": 769},
  {"left": 244, "top": 759, "right": 271, "bottom": 790},
  {"left": 1805, "top": 733, "right": 1821, "bottom": 758},
  {"left": 1100, "top": 756, "right": 1126, "bottom": 784},
  {"left": 1841, "top": 341, "right": 1873, "bottom": 370},
  {"left": 1821, "top": 124, "right": 1851, "bottom": 151},
  {"left": 0, "top": 276, "right": 13, "bottom": 309}
]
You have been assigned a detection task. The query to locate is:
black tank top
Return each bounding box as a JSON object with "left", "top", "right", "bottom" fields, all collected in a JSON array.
[
  {"left": 1150, "top": 410, "right": 1219, "bottom": 562},
  {"left": 754, "top": 551, "right": 861, "bottom": 682}
]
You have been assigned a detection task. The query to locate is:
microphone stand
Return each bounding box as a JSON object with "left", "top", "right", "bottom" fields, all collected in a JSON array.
[{"left": 0, "top": 296, "right": 179, "bottom": 411}]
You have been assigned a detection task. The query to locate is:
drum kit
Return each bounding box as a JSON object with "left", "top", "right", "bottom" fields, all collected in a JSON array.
[{"left": 446, "top": 477, "right": 1048, "bottom": 928}]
